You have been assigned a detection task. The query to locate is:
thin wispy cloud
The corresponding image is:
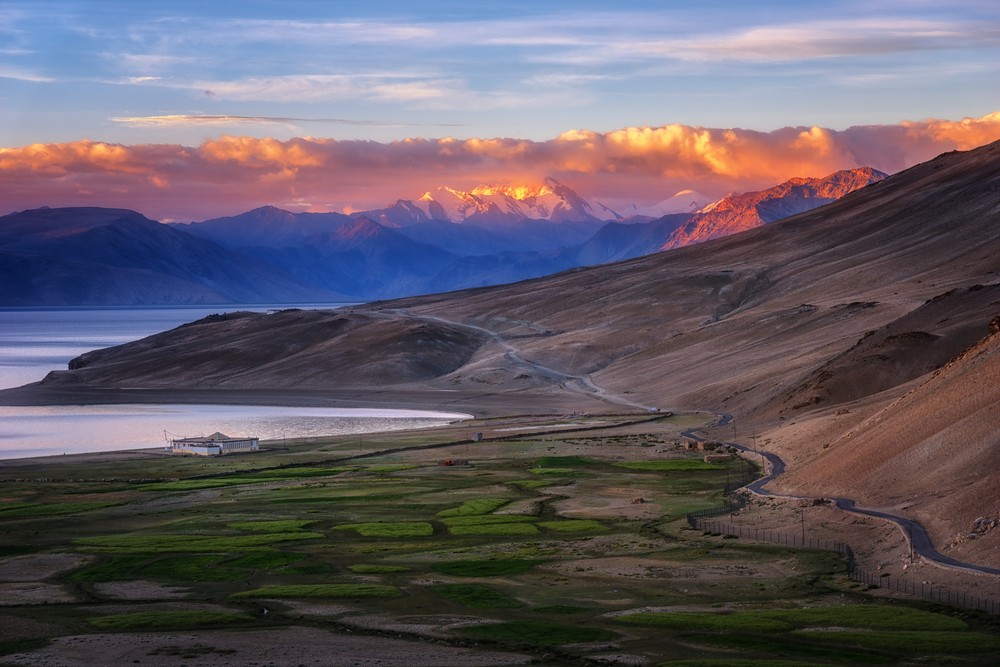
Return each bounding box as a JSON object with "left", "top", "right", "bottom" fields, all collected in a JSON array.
[{"left": 110, "top": 114, "right": 462, "bottom": 128}]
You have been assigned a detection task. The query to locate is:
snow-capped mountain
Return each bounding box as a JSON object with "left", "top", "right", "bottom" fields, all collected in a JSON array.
[
  {"left": 616, "top": 190, "right": 713, "bottom": 219},
  {"left": 357, "top": 177, "right": 607, "bottom": 228}
]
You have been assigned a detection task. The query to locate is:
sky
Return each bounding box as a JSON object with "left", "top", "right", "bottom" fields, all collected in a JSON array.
[{"left": 3, "top": 0, "right": 1000, "bottom": 221}]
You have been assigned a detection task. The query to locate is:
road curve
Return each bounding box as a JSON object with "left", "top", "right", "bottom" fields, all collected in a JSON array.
[
  {"left": 394, "top": 308, "right": 999, "bottom": 578},
  {"left": 683, "top": 412, "right": 1000, "bottom": 577},
  {"left": 393, "top": 309, "right": 652, "bottom": 410}
]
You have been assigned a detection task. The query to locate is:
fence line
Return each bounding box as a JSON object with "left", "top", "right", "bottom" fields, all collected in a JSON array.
[{"left": 688, "top": 517, "right": 999, "bottom": 616}]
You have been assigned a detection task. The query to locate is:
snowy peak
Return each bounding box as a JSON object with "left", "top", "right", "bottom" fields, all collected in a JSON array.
[
  {"left": 618, "top": 190, "right": 713, "bottom": 219},
  {"left": 361, "top": 178, "right": 603, "bottom": 227}
]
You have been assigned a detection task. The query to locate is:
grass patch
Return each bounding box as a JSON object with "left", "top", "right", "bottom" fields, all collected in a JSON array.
[
  {"left": 227, "top": 520, "right": 315, "bottom": 532},
  {"left": 792, "top": 631, "right": 1000, "bottom": 653},
  {"left": 440, "top": 515, "right": 538, "bottom": 526},
  {"left": 75, "top": 532, "right": 323, "bottom": 553},
  {"left": 280, "top": 564, "right": 333, "bottom": 574},
  {"left": 272, "top": 493, "right": 408, "bottom": 505},
  {"left": 224, "top": 552, "right": 305, "bottom": 569},
  {"left": 0, "top": 639, "right": 49, "bottom": 657},
  {"left": 0, "top": 502, "right": 118, "bottom": 517},
  {"left": 762, "top": 605, "right": 967, "bottom": 631},
  {"left": 505, "top": 480, "right": 554, "bottom": 489},
  {"left": 685, "top": 633, "right": 893, "bottom": 664},
  {"left": 539, "top": 520, "right": 603, "bottom": 532},
  {"left": 332, "top": 522, "right": 433, "bottom": 537},
  {"left": 87, "top": 611, "right": 250, "bottom": 630},
  {"left": 437, "top": 499, "right": 510, "bottom": 517},
  {"left": 364, "top": 465, "right": 419, "bottom": 472},
  {"left": 464, "top": 621, "right": 616, "bottom": 644},
  {"left": 431, "top": 559, "right": 545, "bottom": 577},
  {"left": 230, "top": 584, "right": 402, "bottom": 599},
  {"left": 68, "top": 555, "right": 150, "bottom": 582},
  {"left": 431, "top": 584, "right": 523, "bottom": 608},
  {"left": 656, "top": 661, "right": 828, "bottom": 667},
  {"left": 615, "top": 460, "right": 723, "bottom": 471},
  {"left": 533, "top": 605, "right": 588, "bottom": 614},
  {"left": 535, "top": 456, "right": 595, "bottom": 467},
  {"left": 138, "top": 468, "right": 355, "bottom": 491},
  {"left": 348, "top": 564, "right": 411, "bottom": 574},
  {"left": 138, "top": 555, "right": 246, "bottom": 581},
  {"left": 448, "top": 523, "right": 540, "bottom": 536},
  {"left": 527, "top": 468, "right": 588, "bottom": 476},
  {"left": 618, "top": 612, "right": 792, "bottom": 633}
]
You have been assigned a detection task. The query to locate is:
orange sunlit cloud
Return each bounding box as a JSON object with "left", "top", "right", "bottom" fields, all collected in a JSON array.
[{"left": 2, "top": 112, "right": 999, "bottom": 222}]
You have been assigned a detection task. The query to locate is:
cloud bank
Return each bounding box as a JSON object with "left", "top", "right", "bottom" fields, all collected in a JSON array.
[{"left": 2, "top": 112, "right": 999, "bottom": 221}]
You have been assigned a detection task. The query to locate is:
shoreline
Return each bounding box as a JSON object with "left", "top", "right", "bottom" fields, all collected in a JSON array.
[{"left": 0, "top": 382, "right": 614, "bottom": 416}]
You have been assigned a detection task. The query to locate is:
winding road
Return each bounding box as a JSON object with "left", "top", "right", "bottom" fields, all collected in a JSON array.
[
  {"left": 398, "top": 308, "right": 999, "bottom": 578},
  {"left": 683, "top": 413, "right": 1000, "bottom": 577}
]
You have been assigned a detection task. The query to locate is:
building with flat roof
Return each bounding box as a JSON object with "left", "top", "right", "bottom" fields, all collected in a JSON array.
[{"left": 168, "top": 432, "right": 259, "bottom": 456}]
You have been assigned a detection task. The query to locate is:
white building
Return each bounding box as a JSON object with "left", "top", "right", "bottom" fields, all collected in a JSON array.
[{"left": 168, "top": 432, "right": 259, "bottom": 456}]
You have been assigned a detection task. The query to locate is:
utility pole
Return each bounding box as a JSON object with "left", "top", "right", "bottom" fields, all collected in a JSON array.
[{"left": 800, "top": 509, "right": 805, "bottom": 545}]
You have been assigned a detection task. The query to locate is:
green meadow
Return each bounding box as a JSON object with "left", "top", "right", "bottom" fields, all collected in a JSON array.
[{"left": 1, "top": 411, "right": 996, "bottom": 666}]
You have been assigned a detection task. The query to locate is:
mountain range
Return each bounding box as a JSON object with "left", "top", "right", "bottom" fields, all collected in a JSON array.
[
  {"left": 32, "top": 138, "right": 1000, "bottom": 565},
  {"left": 1, "top": 168, "right": 883, "bottom": 305}
]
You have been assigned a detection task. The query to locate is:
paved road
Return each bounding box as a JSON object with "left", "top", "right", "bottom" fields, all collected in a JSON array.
[
  {"left": 683, "top": 412, "right": 1000, "bottom": 577},
  {"left": 395, "top": 309, "right": 999, "bottom": 577},
  {"left": 394, "top": 310, "right": 651, "bottom": 410}
]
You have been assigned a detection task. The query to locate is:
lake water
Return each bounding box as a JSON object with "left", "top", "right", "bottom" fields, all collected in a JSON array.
[{"left": 0, "top": 306, "right": 471, "bottom": 460}]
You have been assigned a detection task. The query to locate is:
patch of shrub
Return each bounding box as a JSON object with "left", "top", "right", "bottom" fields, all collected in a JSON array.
[
  {"left": 332, "top": 522, "right": 433, "bottom": 537},
  {"left": 617, "top": 612, "right": 792, "bottom": 633},
  {"left": 535, "top": 456, "right": 594, "bottom": 467},
  {"left": 224, "top": 552, "right": 305, "bottom": 569},
  {"left": 431, "top": 584, "right": 523, "bottom": 608},
  {"left": 615, "top": 460, "right": 723, "bottom": 471},
  {"left": 227, "top": 520, "right": 314, "bottom": 532},
  {"left": 533, "top": 605, "right": 588, "bottom": 614},
  {"left": 448, "top": 523, "right": 540, "bottom": 536},
  {"left": 0, "top": 502, "right": 118, "bottom": 517},
  {"left": 761, "top": 605, "right": 967, "bottom": 631},
  {"left": 792, "top": 631, "right": 1000, "bottom": 653},
  {"left": 505, "top": 480, "right": 554, "bottom": 489},
  {"left": 230, "top": 584, "right": 402, "bottom": 599},
  {"left": 138, "top": 555, "right": 245, "bottom": 581},
  {"left": 88, "top": 611, "right": 250, "bottom": 630},
  {"left": 437, "top": 499, "right": 510, "bottom": 517},
  {"left": 430, "top": 559, "right": 545, "bottom": 577},
  {"left": 76, "top": 532, "right": 323, "bottom": 554},
  {"left": 464, "top": 621, "right": 616, "bottom": 644},
  {"left": 280, "top": 564, "right": 333, "bottom": 574},
  {"left": 440, "top": 515, "right": 538, "bottom": 526},
  {"left": 684, "top": 633, "right": 893, "bottom": 664},
  {"left": 539, "top": 520, "right": 603, "bottom": 532},
  {"left": 348, "top": 564, "right": 411, "bottom": 574},
  {"left": 68, "top": 555, "right": 150, "bottom": 582}
]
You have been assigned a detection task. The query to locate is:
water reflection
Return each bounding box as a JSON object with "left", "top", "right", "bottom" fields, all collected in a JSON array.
[{"left": 0, "top": 404, "right": 471, "bottom": 460}]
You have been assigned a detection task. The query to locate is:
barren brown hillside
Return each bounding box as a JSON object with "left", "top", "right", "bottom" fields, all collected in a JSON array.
[{"left": 6, "top": 140, "right": 1000, "bottom": 562}]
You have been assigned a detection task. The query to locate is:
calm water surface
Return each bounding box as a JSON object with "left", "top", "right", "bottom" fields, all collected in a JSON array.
[{"left": 0, "top": 306, "right": 471, "bottom": 460}]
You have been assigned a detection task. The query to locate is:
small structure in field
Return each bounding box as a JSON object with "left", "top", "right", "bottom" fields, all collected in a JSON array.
[
  {"left": 168, "top": 432, "right": 259, "bottom": 456},
  {"left": 472, "top": 432, "right": 483, "bottom": 442}
]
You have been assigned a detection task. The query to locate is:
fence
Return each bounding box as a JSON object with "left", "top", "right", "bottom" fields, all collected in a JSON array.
[
  {"left": 687, "top": 517, "right": 999, "bottom": 616},
  {"left": 685, "top": 460, "right": 758, "bottom": 522}
]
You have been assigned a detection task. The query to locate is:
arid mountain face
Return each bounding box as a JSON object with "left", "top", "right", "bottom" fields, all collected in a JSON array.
[
  {"left": 17, "top": 141, "right": 1000, "bottom": 559},
  {"left": 658, "top": 167, "right": 886, "bottom": 250}
]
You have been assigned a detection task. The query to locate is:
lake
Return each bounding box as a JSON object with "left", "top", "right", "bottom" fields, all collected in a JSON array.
[{"left": 0, "top": 305, "right": 471, "bottom": 459}]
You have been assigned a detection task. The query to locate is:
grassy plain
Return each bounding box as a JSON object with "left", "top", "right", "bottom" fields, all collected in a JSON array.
[{"left": 1, "top": 411, "right": 998, "bottom": 666}]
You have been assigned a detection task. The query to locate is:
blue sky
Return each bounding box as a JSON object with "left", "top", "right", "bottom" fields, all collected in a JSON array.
[{"left": 3, "top": 0, "right": 999, "bottom": 147}]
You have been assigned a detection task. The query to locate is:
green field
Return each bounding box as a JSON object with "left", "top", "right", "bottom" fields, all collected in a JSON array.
[
  {"left": 230, "top": 584, "right": 403, "bottom": 599},
  {"left": 87, "top": 611, "right": 251, "bottom": 630},
  {"left": 332, "top": 522, "right": 433, "bottom": 537},
  {"left": 3, "top": 410, "right": 994, "bottom": 667},
  {"left": 431, "top": 583, "right": 523, "bottom": 608}
]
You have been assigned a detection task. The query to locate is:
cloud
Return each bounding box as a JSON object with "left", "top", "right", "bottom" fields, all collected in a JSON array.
[
  {"left": 2, "top": 112, "right": 999, "bottom": 221},
  {"left": 109, "top": 114, "right": 454, "bottom": 128}
]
